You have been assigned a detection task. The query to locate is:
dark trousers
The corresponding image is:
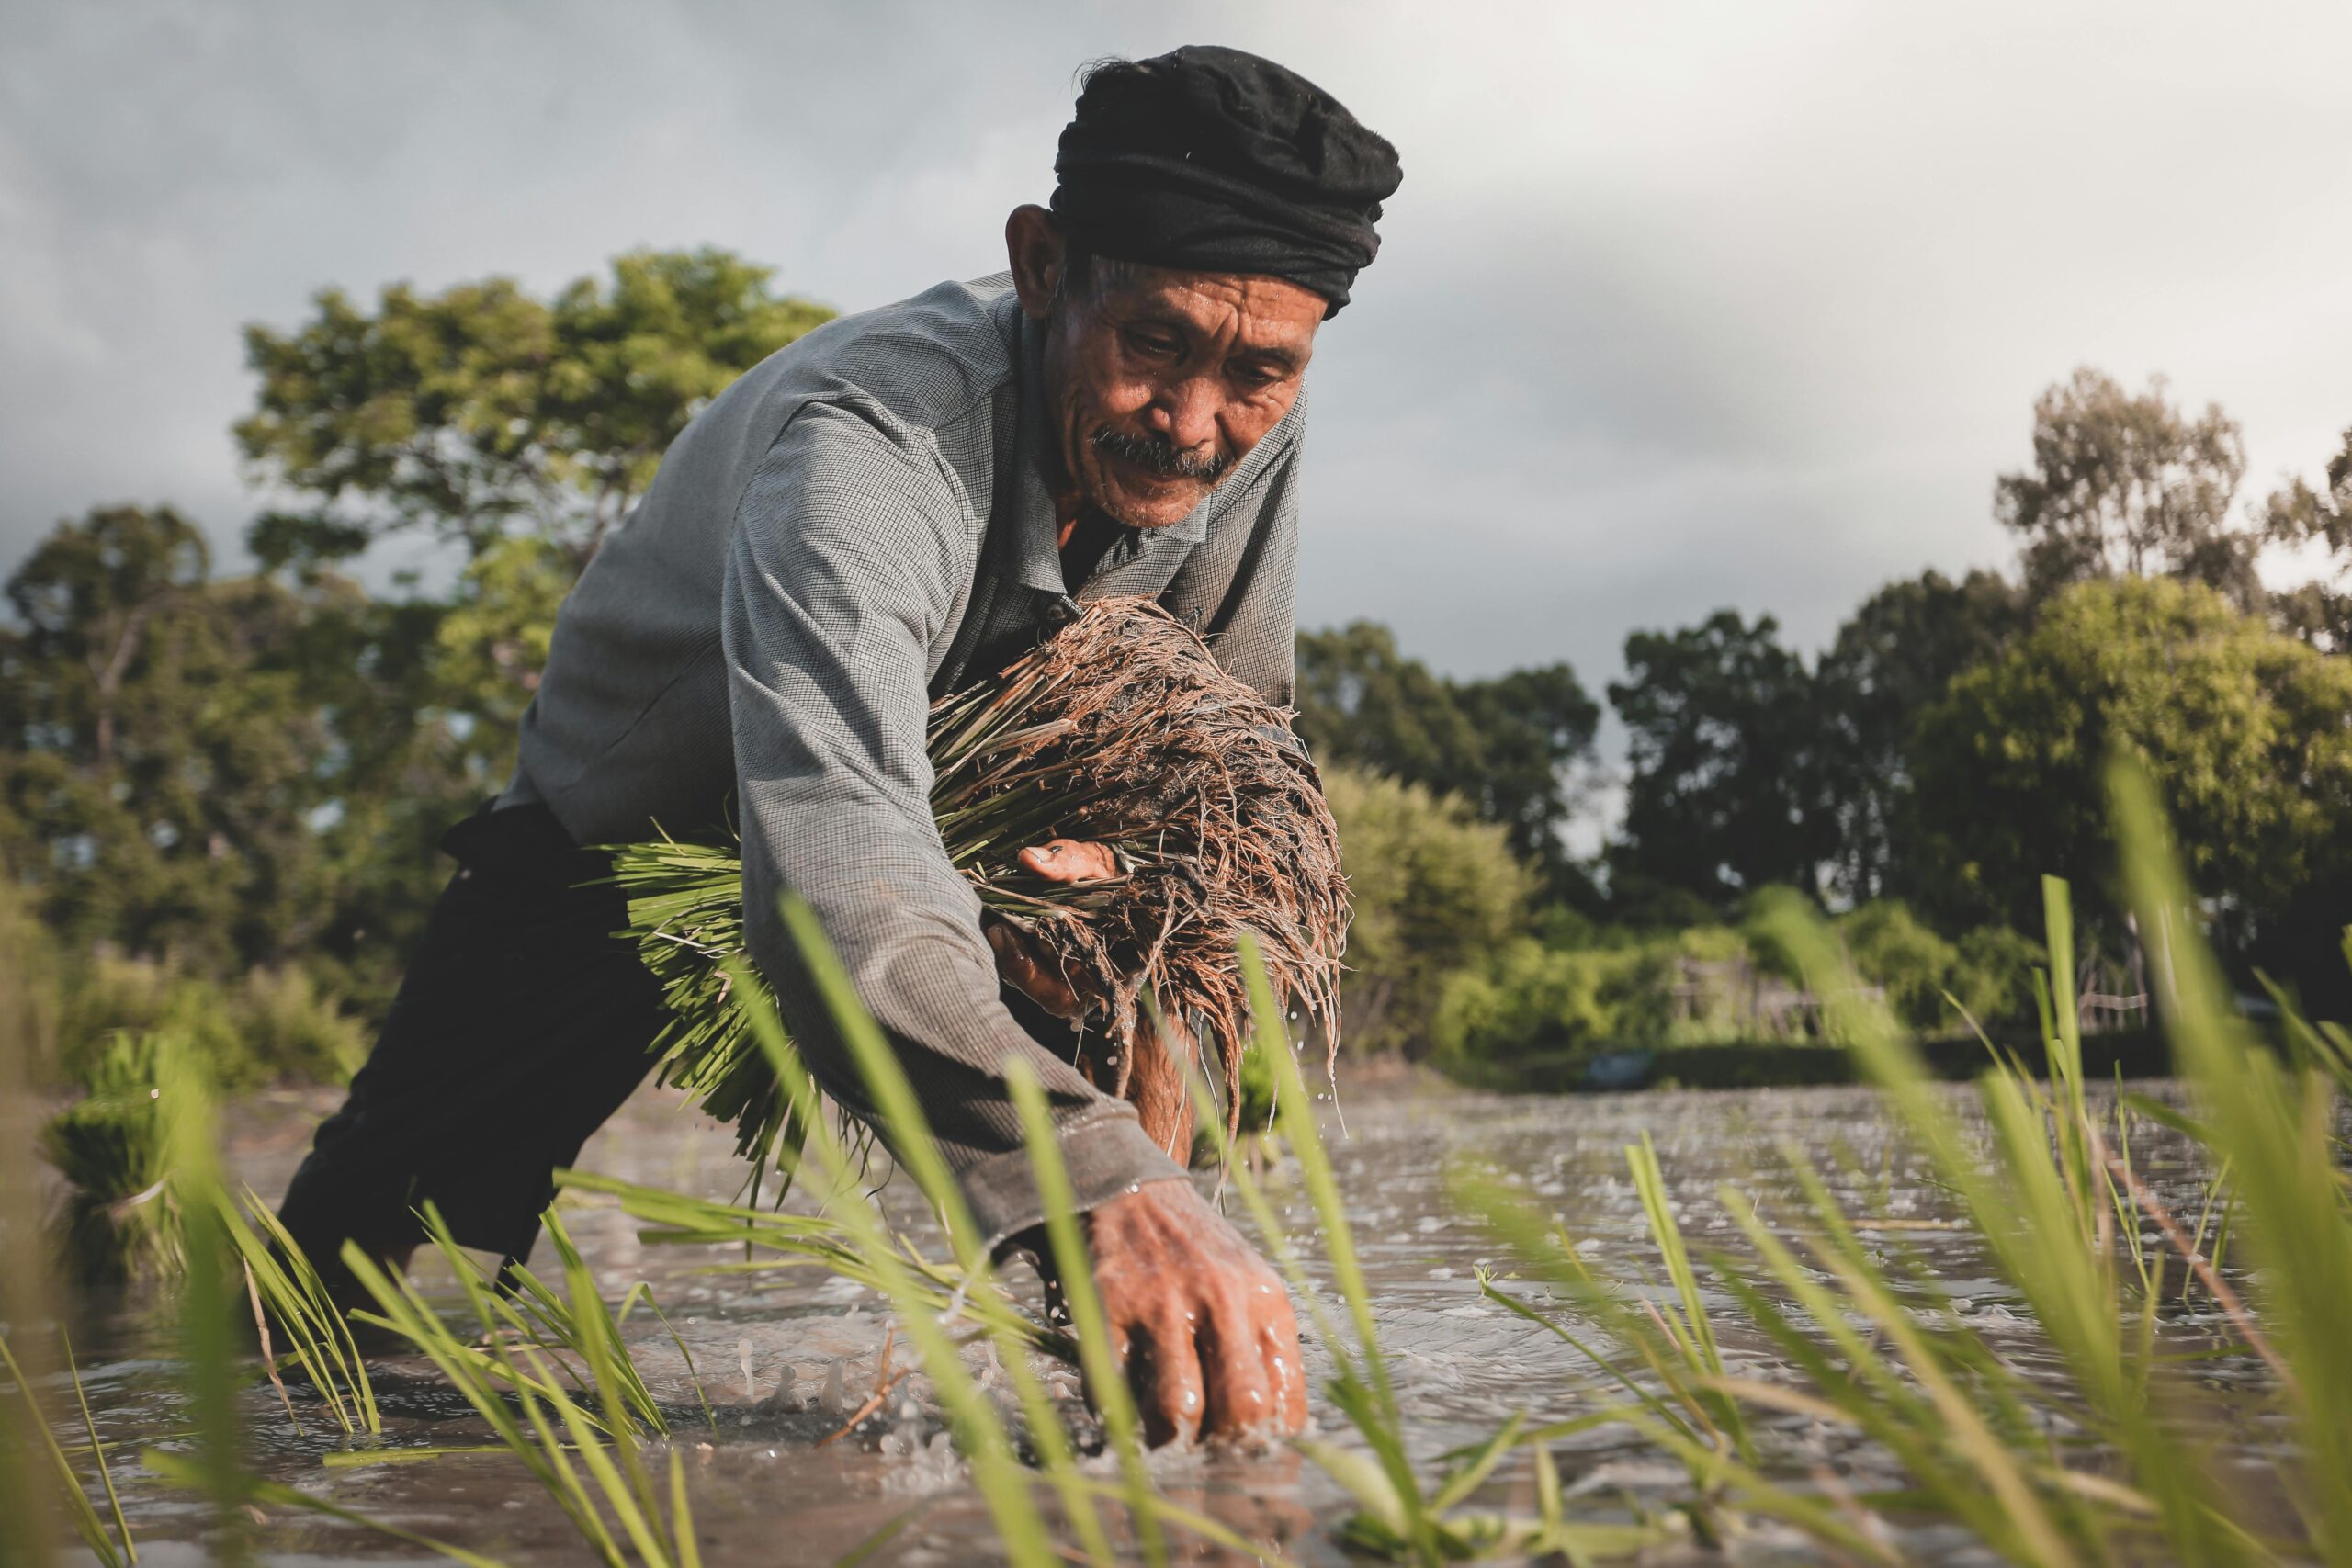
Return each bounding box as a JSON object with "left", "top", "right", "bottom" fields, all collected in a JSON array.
[{"left": 276, "top": 804, "right": 668, "bottom": 1290}]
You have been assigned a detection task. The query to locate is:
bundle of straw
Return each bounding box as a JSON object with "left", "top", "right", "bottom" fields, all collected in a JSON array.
[{"left": 606, "top": 597, "right": 1350, "bottom": 1178}]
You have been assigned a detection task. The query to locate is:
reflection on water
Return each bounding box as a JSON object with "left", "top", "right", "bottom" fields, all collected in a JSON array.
[{"left": 47, "top": 1076, "right": 2283, "bottom": 1565}]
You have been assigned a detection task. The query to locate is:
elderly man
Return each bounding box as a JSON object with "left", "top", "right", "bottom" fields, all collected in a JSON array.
[{"left": 277, "top": 45, "right": 1400, "bottom": 1445}]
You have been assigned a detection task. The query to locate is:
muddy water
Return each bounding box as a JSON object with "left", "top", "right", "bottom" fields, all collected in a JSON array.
[{"left": 47, "top": 1077, "right": 2269, "bottom": 1565}]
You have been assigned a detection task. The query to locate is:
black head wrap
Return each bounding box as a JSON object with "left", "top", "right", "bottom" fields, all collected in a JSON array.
[{"left": 1050, "top": 45, "right": 1402, "bottom": 317}]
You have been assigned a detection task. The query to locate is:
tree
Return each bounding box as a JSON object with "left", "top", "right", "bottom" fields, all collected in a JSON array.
[
  {"left": 1295, "top": 621, "right": 1599, "bottom": 894},
  {"left": 237, "top": 247, "right": 834, "bottom": 570},
  {"left": 2262, "top": 423, "right": 2352, "bottom": 652},
  {"left": 1908, "top": 577, "right": 2352, "bottom": 960},
  {"left": 1814, "top": 570, "right": 2025, "bottom": 902},
  {"left": 2, "top": 507, "right": 339, "bottom": 969},
  {"left": 1606, "top": 610, "right": 1828, "bottom": 909},
  {"left": 0, "top": 508, "right": 478, "bottom": 1008},
  {"left": 1320, "top": 766, "right": 1532, "bottom": 1055},
  {"left": 1995, "top": 367, "right": 2258, "bottom": 607},
  {"left": 1, "top": 504, "right": 209, "bottom": 771},
  {"left": 1295, "top": 621, "right": 1484, "bottom": 782}
]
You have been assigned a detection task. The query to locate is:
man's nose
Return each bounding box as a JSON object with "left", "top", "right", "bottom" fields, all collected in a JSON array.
[{"left": 1146, "top": 376, "right": 1222, "bottom": 457}]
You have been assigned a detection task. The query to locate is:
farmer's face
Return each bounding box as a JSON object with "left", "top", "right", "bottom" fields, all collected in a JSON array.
[{"left": 1007, "top": 206, "right": 1324, "bottom": 530}]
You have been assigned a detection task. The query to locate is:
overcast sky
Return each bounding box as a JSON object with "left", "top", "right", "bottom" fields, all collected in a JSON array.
[{"left": 5, "top": 0, "right": 2348, "bottom": 696}]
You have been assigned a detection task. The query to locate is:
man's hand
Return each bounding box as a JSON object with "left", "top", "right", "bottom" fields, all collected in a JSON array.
[
  {"left": 995, "top": 837, "right": 1302, "bottom": 1442},
  {"left": 1017, "top": 838, "right": 1119, "bottom": 884},
  {"left": 1044, "top": 1179, "right": 1307, "bottom": 1447},
  {"left": 988, "top": 838, "right": 1121, "bottom": 1017}
]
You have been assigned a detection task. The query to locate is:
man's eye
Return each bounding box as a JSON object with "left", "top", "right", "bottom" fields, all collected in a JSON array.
[{"left": 1124, "top": 330, "right": 1180, "bottom": 358}]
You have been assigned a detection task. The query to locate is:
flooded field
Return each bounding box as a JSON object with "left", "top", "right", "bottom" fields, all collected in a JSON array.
[{"left": 41, "top": 1075, "right": 2280, "bottom": 1565}]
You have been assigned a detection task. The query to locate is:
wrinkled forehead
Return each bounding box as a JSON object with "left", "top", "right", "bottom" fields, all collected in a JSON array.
[{"left": 1090, "top": 259, "right": 1326, "bottom": 351}]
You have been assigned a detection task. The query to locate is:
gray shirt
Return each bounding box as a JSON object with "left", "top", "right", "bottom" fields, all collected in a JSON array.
[{"left": 503, "top": 275, "right": 1305, "bottom": 1242}]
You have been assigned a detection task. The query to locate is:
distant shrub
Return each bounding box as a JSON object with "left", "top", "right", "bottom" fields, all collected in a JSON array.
[
  {"left": 1836, "top": 901, "right": 1962, "bottom": 1031},
  {"left": 1324, "top": 767, "right": 1532, "bottom": 1055},
  {"left": 1836, "top": 900, "right": 2041, "bottom": 1033},
  {"left": 1430, "top": 893, "right": 2049, "bottom": 1074},
  {"left": 1946, "top": 923, "right": 2043, "bottom": 1029},
  {"left": 55, "top": 954, "right": 367, "bottom": 1090}
]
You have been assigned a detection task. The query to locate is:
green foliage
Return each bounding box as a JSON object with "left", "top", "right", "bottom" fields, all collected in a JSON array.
[
  {"left": 0, "top": 253, "right": 831, "bottom": 1036},
  {"left": 57, "top": 955, "right": 367, "bottom": 1091},
  {"left": 1911, "top": 575, "right": 2352, "bottom": 936},
  {"left": 1606, "top": 609, "right": 1829, "bottom": 909},
  {"left": 1997, "top": 367, "right": 2258, "bottom": 608},
  {"left": 1432, "top": 899, "right": 2043, "bottom": 1068},
  {"left": 1836, "top": 899, "right": 2038, "bottom": 1032},
  {"left": 1814, "top": 569, "right": 2024, "bottom": 903},
  {"left": 1320, "top": 765, "right": 1532, "bottom": 1055},
  {"left": 1430, "top": 940, "right": 1657, "bottom": 1063},
  {"left": 237, "top": 247, "right": 834, "bottom": 569},
  {"left": 1295, "top": 621, "right": 1599, "bottom": 894},
  {"left": 426, "top": 534, "right": 575, "bottom": 747},
  {"left": 0, "top": 505, "right": 477, "bottom": 1016},
  {"left": 2263, "top": 423, "right": 2352, "bottom": 653}
]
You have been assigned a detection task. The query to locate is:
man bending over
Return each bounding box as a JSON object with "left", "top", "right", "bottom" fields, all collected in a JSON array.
[{"left": 278, "top": 44, "right": 1401, "bottom": 1446}]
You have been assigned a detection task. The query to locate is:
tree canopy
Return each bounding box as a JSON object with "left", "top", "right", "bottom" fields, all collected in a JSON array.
[
  {"left": 237, "top": 247, "right": 834, "bottom": 570},
  {"left": 0, "top": 507, "right": 463, "bottom": 987},
  {"left": 1319, "top": 765, "right": 1532, "bottom": 1055},
  {"left": 1294, "top": 621, "right": 1599, "bottom": 894},
  {"left": 1996, "top": 367, "right": 2258, "bottom": 608},
  {"left": 1605, "top": 610, "right": 1828, "bottom": 910},
  {"left": 1814, "top": 569, "right": 2024, "bottom": 904},
  {"left": 2264, "top": 423, "right": 2352, "bottom": 653},
  {"left": 1909, "top": 575, "right": 2352, "bottom": 941}
]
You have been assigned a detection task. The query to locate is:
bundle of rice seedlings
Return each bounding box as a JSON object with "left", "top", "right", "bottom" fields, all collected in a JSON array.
[
  {"left": 39, "top": 1030, "right": 183, "bottom": 1284},
  {"left": 607, "top": 596, "right": 1350, "bottom": 1177}
]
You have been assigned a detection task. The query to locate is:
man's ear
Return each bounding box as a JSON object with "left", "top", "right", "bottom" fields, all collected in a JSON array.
[{"left": 1005, "top": 204, "right": 1066, "bottom": 321}]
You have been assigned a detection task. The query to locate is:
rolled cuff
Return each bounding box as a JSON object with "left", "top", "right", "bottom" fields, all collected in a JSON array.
[{"left": 957, "top": 1108, "right": 1188, "bottom": 1251}]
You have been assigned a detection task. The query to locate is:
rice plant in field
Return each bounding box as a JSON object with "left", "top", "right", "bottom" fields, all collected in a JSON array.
[
  {"left": 605, "top": 595, "right": 1350, "bottom": 1179},
  {"left": 1448, "top": 758, "right": 2352, "bottom": 1565},
  {"left": 1147, "top": 942, "right": 1660, "bottom": 1565},
  {"left": 725, "top": 913, "right": 1313, "bottom": 1566},
  {"left": 31, "top": 1022, "right": 381, "bottom": 1436},
  {"left": 333, "top": 1214, "right": 704, "bottom": 1568},
  {"left": 17, "top": 757, "right": 2349, "bottom": 1568},
  {"left": 209, "top": 1189, "right": 379, "bottom": 1437}
]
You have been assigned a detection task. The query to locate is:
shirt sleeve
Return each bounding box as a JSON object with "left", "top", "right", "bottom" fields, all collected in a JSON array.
[{"left": 721, "top": 399, "right": 1185, "bottom": 1247}]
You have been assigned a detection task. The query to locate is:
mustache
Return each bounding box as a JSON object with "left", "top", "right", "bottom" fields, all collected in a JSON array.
[{"left": 1088, "top": 425, "right": 1231, "bottom": 482}]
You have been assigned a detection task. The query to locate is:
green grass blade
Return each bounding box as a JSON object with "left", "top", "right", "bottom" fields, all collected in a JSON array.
[
  {"left": 1006, "top": 1059, "right": 1162, "bottom": 1568},
  {"left": 61, "top": 1331, "right": 133, "bottom": 1564},
  {"left": 726, "top": 943, "right": 1057, "bottom": 1568},
  {"left": 0, "top": 1329, "right": 130, "bottom": 1568},
  {"left": 1238, "top": 931, "right": 1437, "bottom": 1562}
]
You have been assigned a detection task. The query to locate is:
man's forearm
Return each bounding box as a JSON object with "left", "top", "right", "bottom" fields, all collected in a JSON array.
[{"left": 736, "top": 821, "right": 1186, "bottom": 1245}]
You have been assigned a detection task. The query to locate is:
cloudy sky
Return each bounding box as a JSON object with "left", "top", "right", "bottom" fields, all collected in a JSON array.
[{"left": 5, "top": 0, "right": 2348, "bottom": 696}]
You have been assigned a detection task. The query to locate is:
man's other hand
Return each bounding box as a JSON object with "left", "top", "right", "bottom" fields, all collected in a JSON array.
[
  {"left": 987, "top": 839, "right": 1121, "bottom": 1017},
  {"left": 1058, "top": 1179, "right": 1307, "bottom": 1446},
  {"left": 1017, "top": 838, "right": 1119, "bottom": 884}
]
